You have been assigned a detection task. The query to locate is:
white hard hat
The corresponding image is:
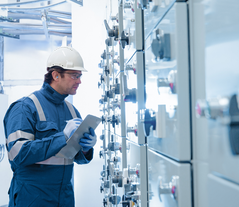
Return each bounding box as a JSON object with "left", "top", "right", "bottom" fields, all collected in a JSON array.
[{"left": 47, "top": 46, "right": 87, "bottom": 72}]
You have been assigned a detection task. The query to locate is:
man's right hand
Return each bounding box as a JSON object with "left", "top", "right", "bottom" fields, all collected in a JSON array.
[{"left": 63, "top": 118, "right": 82, "bottom": 140}]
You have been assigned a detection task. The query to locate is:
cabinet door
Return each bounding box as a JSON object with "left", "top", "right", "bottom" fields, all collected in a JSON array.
[
  {"left": 203, "top": 0, "right": 239, "bottom": 182},
  {"left": 208, "top": 174, "right": 239, "bottom": 207},
  {"left": 145, "top": 3, "right": 191, "bottom": 161},
  {"left": 148, "top": 149, "right": 192, "bottom": 207}
]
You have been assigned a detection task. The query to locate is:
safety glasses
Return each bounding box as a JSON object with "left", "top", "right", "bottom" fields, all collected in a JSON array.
[{"left": 64, "top": 72, "right": 82, "bottom": 80}]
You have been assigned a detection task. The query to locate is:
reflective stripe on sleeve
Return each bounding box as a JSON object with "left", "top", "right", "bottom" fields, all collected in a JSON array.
[
  {"left": 8, "top": 140, "right": 29, "bottom": 161},
  {"left": 65, "top": 100, "right": 77, "bottom": 118},
  {"left": 36, "top": 156, "right": 73, "bottom": 165},
  {"left": 28, "top": 94, "right": 46, "bottom": 121},
  {"left": 7, "top": 130, "right": 35, "bottom": 146}
]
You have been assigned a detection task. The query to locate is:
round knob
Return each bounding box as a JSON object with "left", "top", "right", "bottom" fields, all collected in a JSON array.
[
  {"left": 196, "top": 97, "right": 229, "bottom": 119},
  {"left": 158, "top": 176, "right": 179, "bottom": 201}
]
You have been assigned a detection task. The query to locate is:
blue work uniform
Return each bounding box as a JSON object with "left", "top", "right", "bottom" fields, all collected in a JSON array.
[{"left": 4, "top": 82, "right": 93, "bottom": 207}]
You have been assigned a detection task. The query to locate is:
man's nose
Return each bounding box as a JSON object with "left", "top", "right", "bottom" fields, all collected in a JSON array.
[{"left": 76, "top": 78, "right": 81, "bottom": 84}]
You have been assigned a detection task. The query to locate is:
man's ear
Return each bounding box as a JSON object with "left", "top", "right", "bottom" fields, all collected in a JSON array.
[{"left": 52, "top": 71, "right": 59, "bottom": 81}]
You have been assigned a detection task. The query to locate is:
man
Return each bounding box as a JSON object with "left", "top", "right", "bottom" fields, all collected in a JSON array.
[{"left": 4, "top": 46, "right": 97, "bottom": 207}]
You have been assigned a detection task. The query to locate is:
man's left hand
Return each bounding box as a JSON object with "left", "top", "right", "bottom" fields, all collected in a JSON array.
[{"left": 79, "top": 127, "right": 97, "bottom": 152}]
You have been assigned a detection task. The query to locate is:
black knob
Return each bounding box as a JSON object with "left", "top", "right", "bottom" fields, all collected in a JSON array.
[
  {"left": 120, "top": 30, "right": 129, "bottom": 49},
  {"left": 143, "top": 109, "right": 156, "bottom": 136}
]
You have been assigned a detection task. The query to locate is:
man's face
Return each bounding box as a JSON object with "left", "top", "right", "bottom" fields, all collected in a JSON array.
[{"left": 57, "top": 70, "right": 82, "bottom": 95}]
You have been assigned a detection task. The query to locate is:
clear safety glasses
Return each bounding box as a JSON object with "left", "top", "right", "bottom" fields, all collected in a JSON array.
[{"left": 65, "top": 72, "right": 82, "bottom": 80}]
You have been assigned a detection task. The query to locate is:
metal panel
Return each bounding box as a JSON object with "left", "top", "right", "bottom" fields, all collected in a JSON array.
[
  {"left": 192, "top": 1, "right": 239, "bottom": 207},
  {"left": 208, "top": 174, "right": 239, "bottom": 207},
  {"left": 148, "top": 149, "right": 191, "bottom": 207},
  {"left": 203, "top": 0, "right": 239, "bottom": 183},
  {"left": 126, "top": 141, "right": 149, "bottom": 207},
  {"left": 145, "top": 3, "right": 190, "bottom": 161}
]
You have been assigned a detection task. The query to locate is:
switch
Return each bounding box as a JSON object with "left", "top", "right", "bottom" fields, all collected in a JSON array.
[
  {"left": 153, "top": 105, "right": 166, "bottom": 138},
  {"left": 158, "top": 176, "right": 179, "bottom": 201},
  {"left": 104, "top": 20, "right": 119, "bottom": 40},
  {"left": 120, "top": 30, "right": 129, "bottom": 49},
  {"left": 140, "top": 109, "right": 156, "bottom": 136}
]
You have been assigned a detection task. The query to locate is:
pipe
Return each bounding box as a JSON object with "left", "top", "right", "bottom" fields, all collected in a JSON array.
[
  {"left": 8, "top": 12, "right": 71, "bottom": 23},
  {"left": 118, "top": 0, "right": 127, "bottom": 169},
  {"left": 1, "top": 1, "right": 67, "bottom": 11},
  {"left": 0, "top": 22, "right": 71, "bottom": 30},
  {"left": 0, "top": 0, "right": 48, "bottom": 7}
]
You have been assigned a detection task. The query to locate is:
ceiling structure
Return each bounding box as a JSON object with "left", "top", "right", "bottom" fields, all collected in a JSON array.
[{"left": 0, "top": 0, "right": 82, "bottom": 39}]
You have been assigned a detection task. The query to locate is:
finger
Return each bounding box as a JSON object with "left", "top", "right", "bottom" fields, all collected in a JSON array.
[
  {"left": 73, "top": 118, "right": 82, "bottom": 122},
  {"left": 83, "top": 133, "right": 91, "bottom": 139},
  {"left": 80, "top": 138, "right": 91, "bottom": 144},
  {"left": 89, "top": 127, "right": 95, "bottom": 136}
]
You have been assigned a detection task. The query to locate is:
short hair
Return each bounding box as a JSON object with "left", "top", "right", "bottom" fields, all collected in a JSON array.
[{"left": 44, "top": 66, "right": 65, "bottom": 84}]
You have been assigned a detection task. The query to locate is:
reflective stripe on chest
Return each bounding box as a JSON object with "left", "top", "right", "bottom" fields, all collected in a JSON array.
[{"left": 28, "top": 93, "right": 76, "bottom": 165}]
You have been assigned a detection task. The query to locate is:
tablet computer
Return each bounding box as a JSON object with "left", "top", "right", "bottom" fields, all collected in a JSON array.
[{"left": 56, "top": 114, "right": 101, "bottom": 159}]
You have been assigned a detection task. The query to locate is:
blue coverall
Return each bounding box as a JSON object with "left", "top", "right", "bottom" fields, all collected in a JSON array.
[{"left": 4, "top": 82, "right": 93, "bottom": 207}]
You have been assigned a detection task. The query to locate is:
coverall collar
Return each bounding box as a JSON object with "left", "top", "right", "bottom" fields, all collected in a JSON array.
[{"left": 41, "top": 82, "right": 68, "bottom": 104}]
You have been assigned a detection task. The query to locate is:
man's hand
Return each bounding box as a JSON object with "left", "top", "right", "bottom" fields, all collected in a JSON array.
[
  {"left": 63, "top": 118, "right": 82, "bottom": 140},
  {"left": 79, "top": 127, "right": 97, "bottom": 152}
]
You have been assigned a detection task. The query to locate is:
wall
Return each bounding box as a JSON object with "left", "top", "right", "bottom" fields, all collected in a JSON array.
[{"left": 71, "top": 1, "right": 107, "bottom": 206}]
